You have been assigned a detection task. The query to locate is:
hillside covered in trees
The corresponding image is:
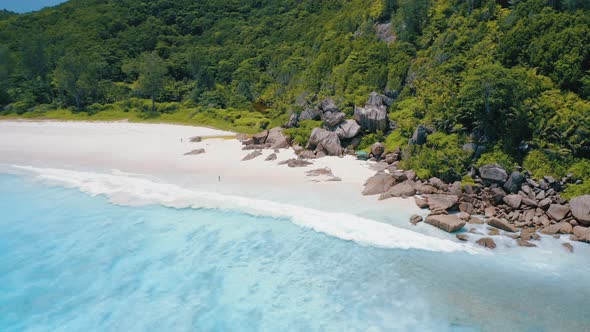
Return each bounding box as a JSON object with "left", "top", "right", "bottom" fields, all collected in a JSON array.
[{"left": 0, "top": 0, "right": 589, "bottom": 194}]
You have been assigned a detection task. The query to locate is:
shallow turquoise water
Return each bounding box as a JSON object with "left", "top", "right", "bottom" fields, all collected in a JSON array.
[{"left": 1, "top": 173, "right": 589, "bottom": 331}]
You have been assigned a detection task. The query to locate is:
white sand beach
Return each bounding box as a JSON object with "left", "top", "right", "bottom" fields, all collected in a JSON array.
[{"left": 0, "top": 120, "right": 425, "bottom": 219}]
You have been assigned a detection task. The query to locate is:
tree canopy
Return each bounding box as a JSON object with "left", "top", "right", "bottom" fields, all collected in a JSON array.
[{"left": 0, "top": 0, "right": 588, "bottom": 181}]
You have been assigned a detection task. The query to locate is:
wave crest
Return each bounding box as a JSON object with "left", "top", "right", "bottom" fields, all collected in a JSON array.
[{"left": 6, "top": 165, "right": 477, "bottom": 254}]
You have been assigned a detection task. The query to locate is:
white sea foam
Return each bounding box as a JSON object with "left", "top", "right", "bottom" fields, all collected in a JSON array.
[{"left": 6, "top": 165, "right": 478, "bottom": 254}]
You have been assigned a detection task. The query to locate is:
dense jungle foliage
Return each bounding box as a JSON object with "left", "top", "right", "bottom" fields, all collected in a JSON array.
[{"left": 0, "top": 0, "right": 589, "bottom": 190}]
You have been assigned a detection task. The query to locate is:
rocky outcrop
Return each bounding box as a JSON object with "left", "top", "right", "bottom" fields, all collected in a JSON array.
[
  {"left": 354, "top": 93, "right": 388, "bottom": 133},
  {"left": 362, "top": 172, "right": 396, "bottom": 195},
  {"left": 503, "top": 195, "right": 522, "bottom": 209},
  {"left": 320, "top": 98, "right": 339, "bottom": 113},
  {"left": 380, "top": 181, "right": 416, "bottom": 199},
  {"left": 335, "top": 120, "right": 361, "bottom": 139},
  {"left": 573, "top": 226, "right": 590, "bottom": 242},
  {"left": 322, "top": 111, "right": 346, "bottom": 128},
  {"left": 425, "top": 194, "right": 458, "bottom": 211},
  {"left": 299, "top": 108, "right": 322, "bottom": 121},
  {"left": 425, "top": 214, "right": 465, "bottom": 233},
  {"left": 409, "top": 125, "right": 430, "bottom": 145},
  {"left": 371, "top": 142, "right": 385, "bottom": 159},
  {"left": 478, "top": 164, "right": 508, "bottom": 183},
  {"left": 504, "top": 172, "right": 525, "bottom": 193},
  {"left": 546, "top": 204, "right": 570, "bottom": 221},
  {"left": 570, "top": 195, "right": 590, "bottom": 226},
  {"left": 307, "top": 128, "right": 342, "bottom": 156},
  {"left": 266, "top": 127, "right": 290, "bottom": 149},
  {"left": 265, "top": 153, "right": 277, "bottom": 161}
]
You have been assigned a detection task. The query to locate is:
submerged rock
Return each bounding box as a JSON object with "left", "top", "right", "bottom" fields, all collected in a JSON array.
[
  {"left": 476, "top": 237, "right": 497, "bottom": 249},
  {"left": 409, "top": 214, "right": 423, "bottom": 225}
]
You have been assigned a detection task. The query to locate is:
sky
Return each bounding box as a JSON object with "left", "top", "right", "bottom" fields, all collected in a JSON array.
[{"left": 0, "top": 0, "right": 67, "bottom": 13}]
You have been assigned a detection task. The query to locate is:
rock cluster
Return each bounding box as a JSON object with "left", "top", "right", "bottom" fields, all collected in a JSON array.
[{"left": 363, "top": 160, "right": 590, "bottom": 248}]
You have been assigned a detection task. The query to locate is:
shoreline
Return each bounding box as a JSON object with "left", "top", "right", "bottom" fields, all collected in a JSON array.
[
  {"left": 0, "top": 119, "right": 587, "bottom": 255},
  {"left": 0, "top": 119, "right": 421, "bottom": 219}
]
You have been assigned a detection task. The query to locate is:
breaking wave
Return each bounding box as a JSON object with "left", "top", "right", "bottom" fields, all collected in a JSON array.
[{"left": 4, "top": 165, "right": 477, "bottom": 254}]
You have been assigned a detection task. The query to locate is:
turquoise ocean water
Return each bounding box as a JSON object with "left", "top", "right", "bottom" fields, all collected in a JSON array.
[{"left": 1, "top": 170, "right": 590, "bottom": 331}]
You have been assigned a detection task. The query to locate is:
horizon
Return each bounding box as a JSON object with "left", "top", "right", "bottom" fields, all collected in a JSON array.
[{"left": 0, "top": 0, "right": 67, "bottom": 13}]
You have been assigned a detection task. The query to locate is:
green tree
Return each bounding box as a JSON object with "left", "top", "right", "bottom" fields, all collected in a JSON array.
[
  {"left": 135, "top": 52, "right": 167, "bottom": 113},
  {"left": 458, "top": 64, "right": 547, "bottom": 151},
  {"left": 53, "top": 54, "right": 104, "bottom": 110}
]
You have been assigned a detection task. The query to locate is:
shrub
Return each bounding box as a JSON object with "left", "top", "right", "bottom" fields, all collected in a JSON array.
[
  {"left": 400, "top": 132, "right": 469, "bottom": 182},
  {"left": 568, "top": 159, "right": 590, "bottom": 181},
  {"left": 357, "top": 131, "right": 385, "bottom": 151},
  {"left": 475, "top": 147, "right": 516, "bottom": 171},
  {"left": 523, "top": 150, "right": 569, "bottom": 179},
  {"left": 283, "top": 120, "right": 321, "bottom": 146}
]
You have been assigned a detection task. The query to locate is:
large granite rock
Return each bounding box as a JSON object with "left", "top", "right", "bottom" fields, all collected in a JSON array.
[
  {"left": 573, "top": 226, "right": 590, "bottom": 242},
  {"left": 503, "top": 171, "right": 525, "bottom": 194},
  {"left": 321, "top": 111, "right": 346, "bottom": 128},
  {"left": 366, "top": 91, "right": 385, "bottom": 107},
  {"left": 425, "top": 215, "right": 466, "bottom": 233},
  {"left": 354, "top": 105, "right": 388, "bottom": 133},
  {"left": 335, "top": 120, "right": 361, "bottom": 139},
  {"left": 285, "top": 112, "right": 299, "bottom": 128},
  {"left": 570, "top": 195, "right": 590, "bottom": 226},
  {"left": 266, "top": 127, "right": 290, "bottom": 149},
  {"left": 362, "top": 172, "right": 395, "bottom": 195},
  {"left": 410, "top": 125, "right": 430, "bottom": 145},
  {"left": 380, "top": 181, "right": 416, "bottom": 199},
  {"left": 320, "top": 98, "right": 339, "bottom": 113},
  {"left": 371, "top": 142, "right": 385, "bottom": 158},
  {"left": 307, "top": 128, "right": 342, "bottom": 156},
  {"left": 252, "top": 130, "right": 269, "bottom": 145},
  {"left": 503, "top": 195, "right": 522, "bottom": 209},
  {"left": 425, "top": 194, "right": 459, "bottom": 211},
  {"left": 540, "top": 222, "right": 573, "bottom": 235},
  {"left": 546, "top": 204, "right": 570, "bottom": 221},
  {"left": 487, "top": 217, "right": 518, "bottom": 233},
  {"left": 299, "top": 108, "right": 321, "bottom": 121},
  {"left": 479, "top": 164, "right": 508, "bottom": 183}
]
